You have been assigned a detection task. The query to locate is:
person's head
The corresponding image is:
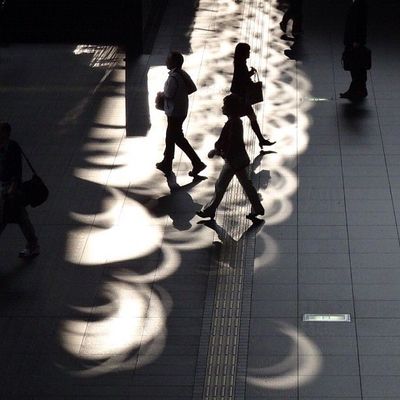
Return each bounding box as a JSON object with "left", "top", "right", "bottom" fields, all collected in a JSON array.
[
  {"left": 222, "top": 94, "right": 242, "bottom": 117},
  {"left": 166, "top": 51, "right": 184, "bottom": 70},
  {"left": 234, "top": 42, "right": 251, "bottom": 62},
  {"left": 0, "top": 121, "right": 11, "bottom": 146}
]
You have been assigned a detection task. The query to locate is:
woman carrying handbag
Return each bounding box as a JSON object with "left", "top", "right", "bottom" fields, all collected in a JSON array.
[{"left": 231, "top": 42, "right": 275, "bottom": 149}]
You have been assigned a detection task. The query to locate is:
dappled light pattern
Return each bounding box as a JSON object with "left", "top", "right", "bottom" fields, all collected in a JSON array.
[
  {"left": 58, "top": 0, "right": 320, "bottom": 390},
  {"left": 60, "top": 281, "right": 169, "bottom": 376},
  {"left": 246, "top": 321, "right": 323, "bottom": 389}
]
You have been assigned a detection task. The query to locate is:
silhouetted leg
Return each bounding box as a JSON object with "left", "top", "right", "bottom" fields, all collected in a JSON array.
[
  {"left": 174, "top": 132, "right": 202, "bottom": 167},
  {"left": 350, "top": 69, "right": 367, "bottom": 95},
  {"left": 164, "top": 116, "right": 202, "bottom": 168},
  {"left": 202, "top": 164, "right": 235, "bottom": 216},
  {"left": 17, "top": 207, "right": 38, "bottom": 247},
  {"left": 161, "top": 116, "right": 182, "bottom": 168},
  {"left": 235, "top": 167, "right": 264, "bottom": 214},
  {"left": 247, "top": 107, "right": 275, "bottom": 147}
]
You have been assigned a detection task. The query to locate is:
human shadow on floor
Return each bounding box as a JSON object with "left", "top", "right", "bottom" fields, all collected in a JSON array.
[
  {"left": 339, "top": 101, "right": 371, "bottom": 134},
  {"left": 198, "top": 218, "right": 265, "bottom": 267},
  {"left": 148, "top": 173, "right": 206, "bottom": 231},
  {"left": 252, "top": 150, "right": 272, "bottom": 199},
  {"left": 340, "top": 101, "right": 370, "bottom": 119}
]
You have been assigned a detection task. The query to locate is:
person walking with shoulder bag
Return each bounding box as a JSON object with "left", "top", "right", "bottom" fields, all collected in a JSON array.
[
  {"left": 0, "top": 122, "right": 39, "bottom": 258},
  {"left": 155, "top": 51, "right": 206, "bottom": 177},
  {"left": 231, "top": 43, "right": 275, "bottom": 149}
]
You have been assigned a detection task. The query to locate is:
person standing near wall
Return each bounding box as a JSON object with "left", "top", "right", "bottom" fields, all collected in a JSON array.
[{"left": 340, "top": 0, "right": 368, "bottom": 99}]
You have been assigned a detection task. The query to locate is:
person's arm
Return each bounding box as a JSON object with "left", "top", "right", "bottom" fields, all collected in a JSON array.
[
  {"left": 214, "top": 123, "right": 231, "bottom": 157},
  {"left": 164, "top": 75, "right": 178, "bottom": 99},
  {"left": 249, "top": 67, "right": 256, "bottom": 77}
]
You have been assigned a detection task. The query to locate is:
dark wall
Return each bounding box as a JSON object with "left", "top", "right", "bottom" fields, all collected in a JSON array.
[{"left": 1, "top": 0, "right": 144, "bottom": 52}]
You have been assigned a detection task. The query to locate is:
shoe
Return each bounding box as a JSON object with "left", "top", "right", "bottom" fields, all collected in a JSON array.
[
  {"left": 156, "top": 162, "right": 172, "bottom": 175},
  {"left": 340, "top": 89, "right": 367, "bottom": 100},
  {"left": 196, "top": 210, "right": 215, "bottom": 219},
  {"left": 339, "top": 90, "right": 353, "bottom": 99},
  {"left": 19, "top": 244, "right": 40, "bottom": 258},
  {"left": 259, "top": 138, "right": 276, "bottom": 148},
  {"left": 189, "top": 162, "right": 206, "bottom": 177},
  {"left": 246, "top": 208, "right": 264, "bottom": 221}
]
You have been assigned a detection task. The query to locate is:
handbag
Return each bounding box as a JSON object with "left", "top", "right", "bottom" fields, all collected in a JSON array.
[
  {"left": 245, "top": 70, "right": 264, "bottom": 105},
  {"left": 155, "top": 91, "right": 165, "bottom": 110},
  {"left": 342, "top": 46, "right": 371, "bottom": 71},
  {"left": 20, "top": 149, "right": 49, "bottom": 208}
]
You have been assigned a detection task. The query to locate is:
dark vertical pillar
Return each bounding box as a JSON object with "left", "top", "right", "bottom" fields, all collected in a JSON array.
[
  {"left": 125, "top": 0, "right": 146, "bottom": 137},
  {"left": 124, "top": 0, "right": 143, "bottom": 57}
]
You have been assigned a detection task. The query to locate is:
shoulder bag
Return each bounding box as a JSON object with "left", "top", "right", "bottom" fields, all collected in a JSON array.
[
  {"left": 20, "top": 149, "right": 49, "bottom": 207},
  {"left": 245, "top": 69, "right": 264, "bottom": 105}
]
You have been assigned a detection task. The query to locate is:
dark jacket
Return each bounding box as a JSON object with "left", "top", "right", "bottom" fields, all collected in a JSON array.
[
  {"left": 0, "top": 139, "right": 22, "bottom": 184},
  {"left": 344, "top": 0, "right": 367, "bottom": 46},
  {"left": 215, "top": 117, "right": 250, "bottom": 171},
  {"left": 288, "top": 0, "right": 303, "bottom": 13},
  {"left": 230, "top": 60, "right": 252, "bottom": 98}
]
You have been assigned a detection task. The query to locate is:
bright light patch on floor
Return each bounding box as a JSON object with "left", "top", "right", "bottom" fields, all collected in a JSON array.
[
  {"left": 303, "top": 314, "right": 352, "bottom": 322},
  {"left": 67, "top": 191, "right": 163, "bottom": 265},
  {"left": 247, "top": 321, "right": 322, "bottom": 389}
]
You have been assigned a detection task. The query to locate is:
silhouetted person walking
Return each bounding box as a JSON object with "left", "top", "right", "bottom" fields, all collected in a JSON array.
[
  {"left": 156, "top": 51, "right": 206, "bottom": 177},
  {"left": 340, "top": 0, "right": 368, "bottom": 99},
  {"left": 197, "top": 94, "right": 264, "bottom": 221},
  {"left": 279, "top": 0, "right": 303, "bottom": 37},
  {"left": 231, "top": 43, "right": 275, "bottom": 149},
  {"left": 0, "top": 122, "right": 39, "bottom": 258}
]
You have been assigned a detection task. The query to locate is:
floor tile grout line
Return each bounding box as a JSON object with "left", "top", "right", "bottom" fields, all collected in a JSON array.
[
  {"left": 329, "top": 18, "right": 365, "bottom": 400},
  {"left": 368, "top": 67, "right": 400, "bottom": 249}
]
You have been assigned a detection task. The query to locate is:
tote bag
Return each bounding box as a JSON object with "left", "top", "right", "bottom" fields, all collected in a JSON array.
[{"left": 246, "top": 70, "right": 264, "bottom": 105}]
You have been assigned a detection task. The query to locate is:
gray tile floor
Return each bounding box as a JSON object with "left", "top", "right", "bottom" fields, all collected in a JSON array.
[{"left": 0, "top": 0, "right": 400, "bottom": 398}]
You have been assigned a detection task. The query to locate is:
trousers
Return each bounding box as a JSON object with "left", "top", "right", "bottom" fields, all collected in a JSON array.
[
  {"left": 162, "top": 116, "right": 202, "bottom": 168},
  {"left": 202, "top": 163, "right": 264, "bottom": 215},
  {"left": 0, "top": 191, "right": 38, "bottom": 246}
]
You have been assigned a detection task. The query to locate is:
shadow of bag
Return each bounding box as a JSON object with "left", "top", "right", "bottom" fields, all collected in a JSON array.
[
  {"left": 245, "top": 70, "right": 264, "bottom": 105},
  {"left": 20, "top": 149, "right": 49, "bottom": 208},
  {"left": 342, "top": 46, "right": 371, "bottom": 71}
]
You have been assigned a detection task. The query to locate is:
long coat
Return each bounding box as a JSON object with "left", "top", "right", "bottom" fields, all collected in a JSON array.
[{"left": 344, "top": 0, "right": 367, "bottom": 46}]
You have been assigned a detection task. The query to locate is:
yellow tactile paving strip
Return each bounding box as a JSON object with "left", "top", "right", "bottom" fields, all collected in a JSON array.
[{"left": 194, "top": 1, "right": 272, "bottom": 398}]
